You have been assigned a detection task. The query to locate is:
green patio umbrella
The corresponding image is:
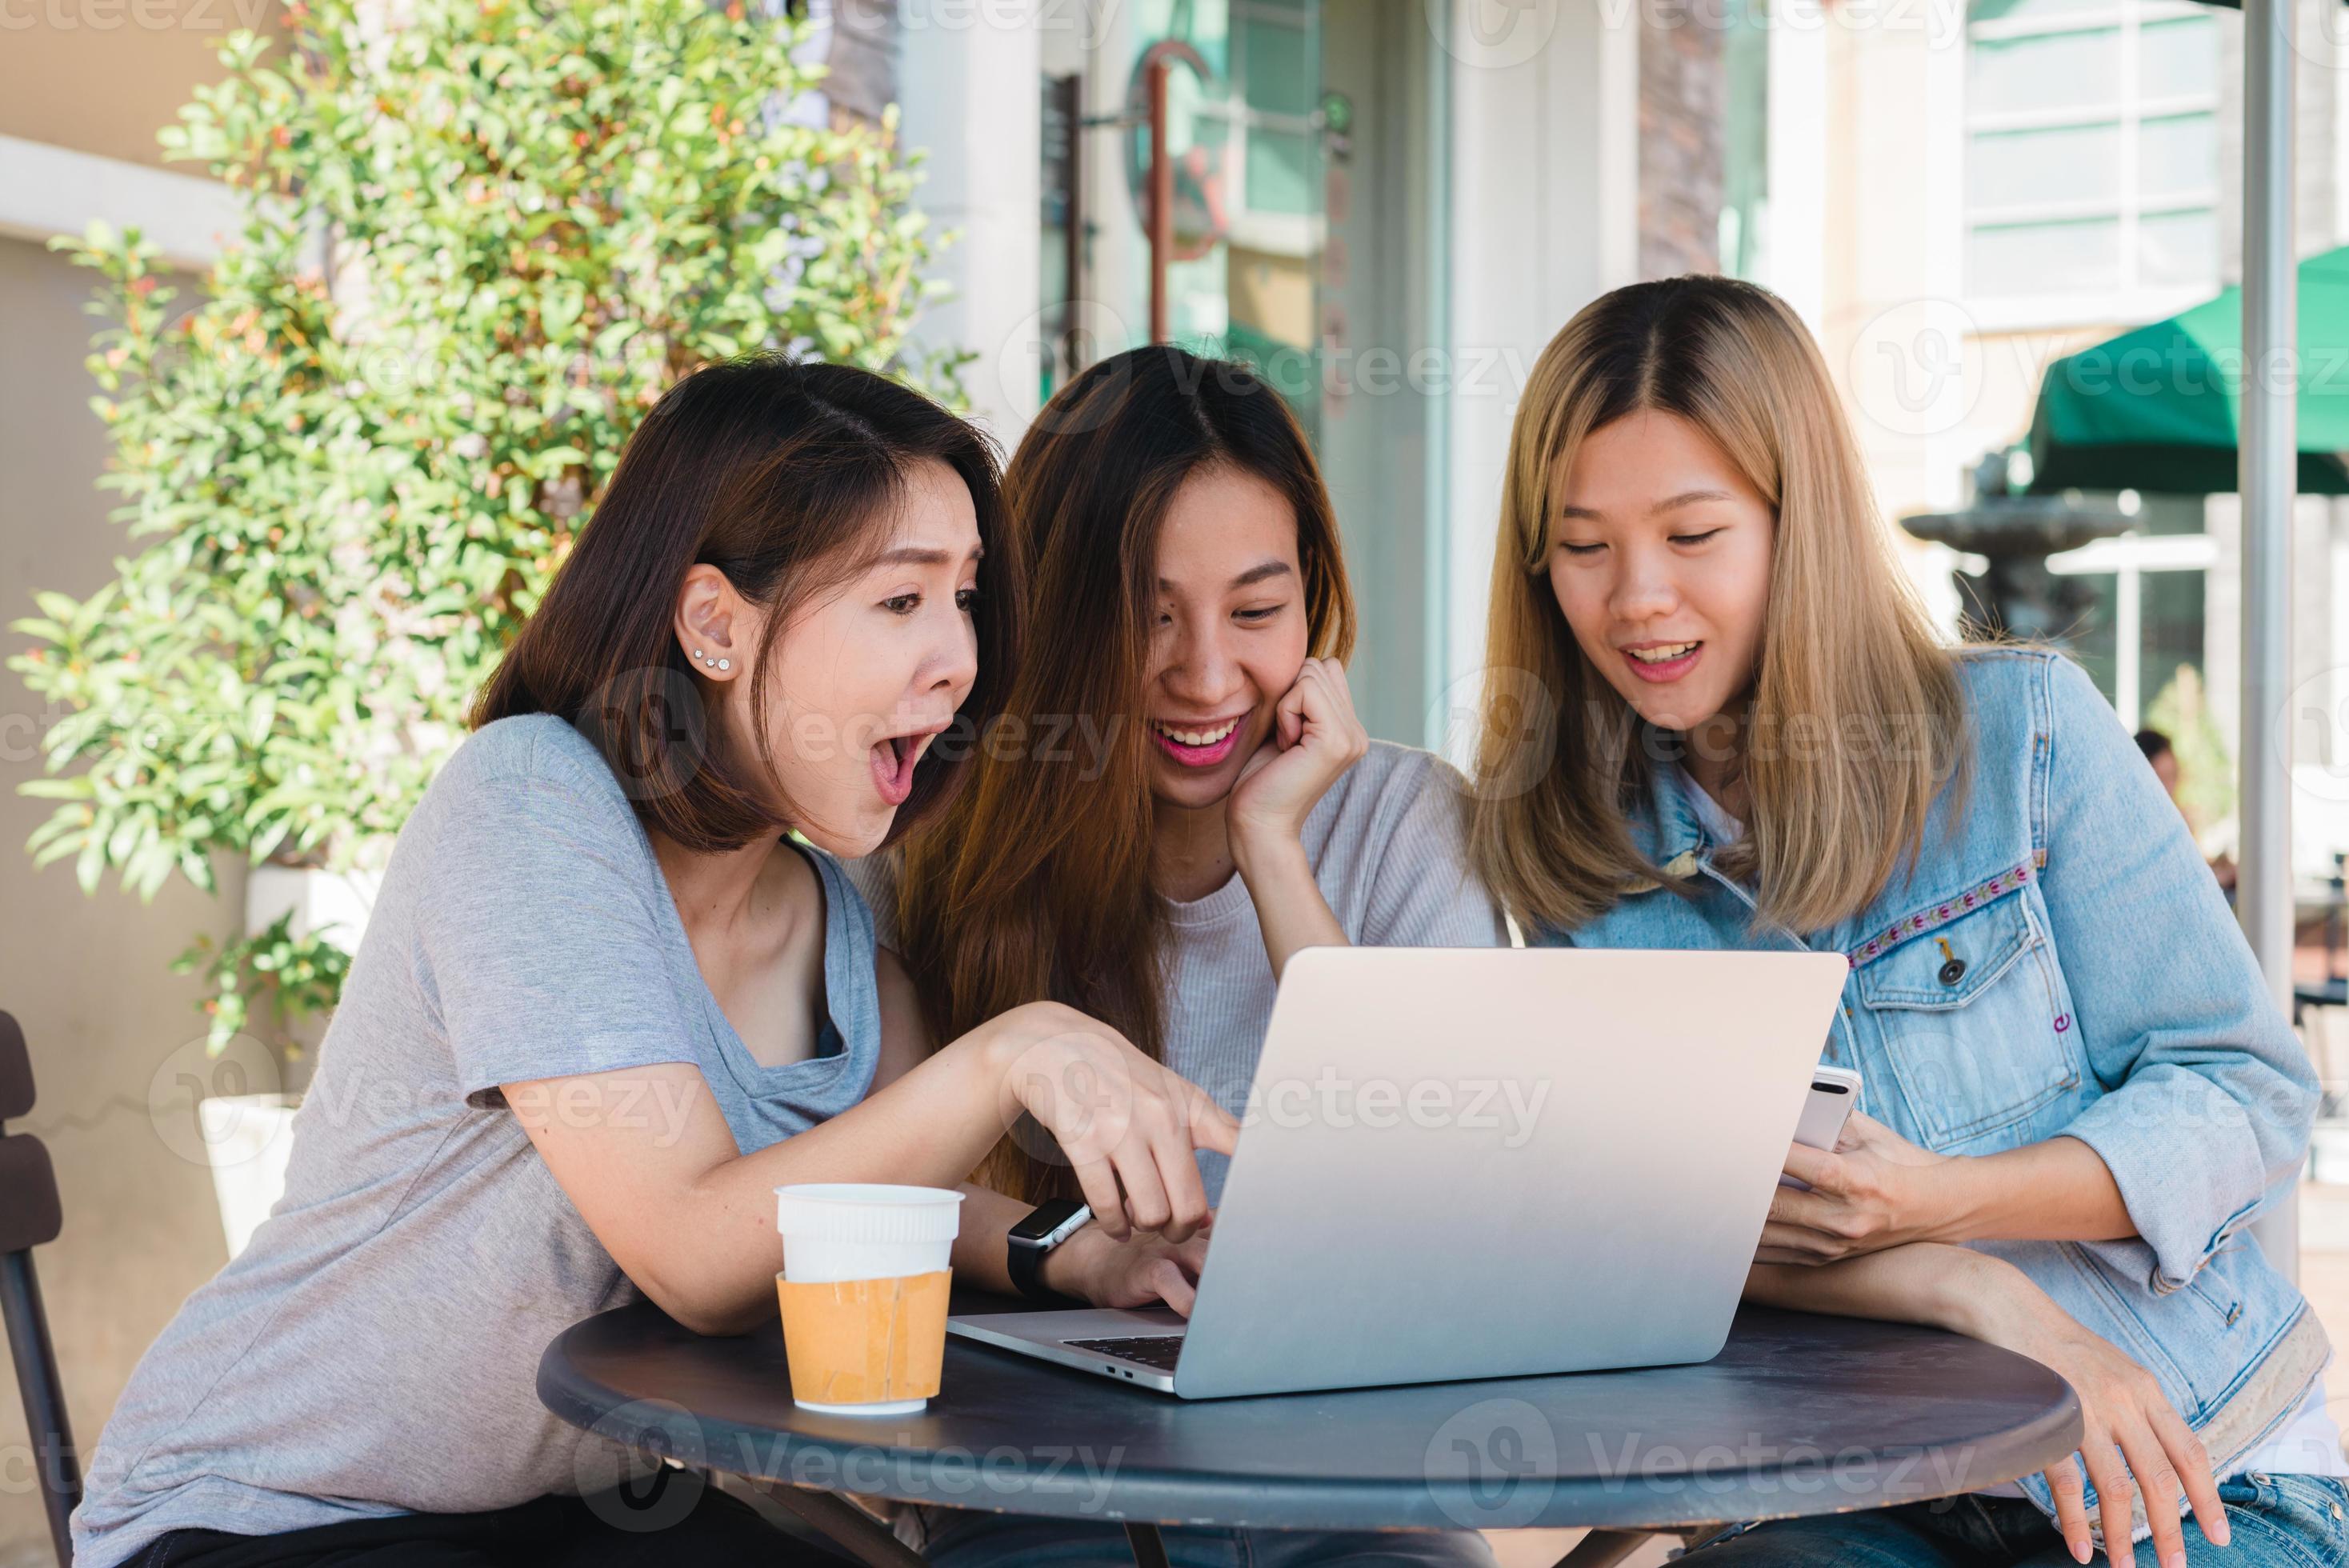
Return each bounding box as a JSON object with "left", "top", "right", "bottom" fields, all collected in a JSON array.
[{"left": 2023, "top": 243, "right": 2349, "bottom": 495}]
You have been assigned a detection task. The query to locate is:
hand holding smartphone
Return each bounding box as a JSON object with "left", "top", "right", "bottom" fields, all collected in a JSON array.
[{"left": 1779, "top": 1064, "right": 1861, "bottom": 1190}]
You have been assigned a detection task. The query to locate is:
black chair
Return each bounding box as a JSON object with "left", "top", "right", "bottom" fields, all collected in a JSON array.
[{"left": 1, "top": 1010, "right": 78, "bottom": 1567}]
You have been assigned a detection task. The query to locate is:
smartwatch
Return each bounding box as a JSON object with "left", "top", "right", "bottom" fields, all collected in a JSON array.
[{"left": 1006, "top": 1198, "right": 1092, "bottom": 1306}]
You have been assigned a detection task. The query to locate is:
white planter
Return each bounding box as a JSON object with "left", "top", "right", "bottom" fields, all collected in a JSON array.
[
  {"left": 199, "top": 1092, "right": 301, "bottom": 1260},
  {"left": 194, "top": 862, "right": 382, "bottom": 1258},
  {"left": 243, "top": 863, "right": 383, "bottom": 952}
]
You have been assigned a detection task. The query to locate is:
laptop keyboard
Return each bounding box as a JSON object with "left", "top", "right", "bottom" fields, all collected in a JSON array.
[{"left": 1062, "top": 1334, "right": 1185, "bottom": 1371}]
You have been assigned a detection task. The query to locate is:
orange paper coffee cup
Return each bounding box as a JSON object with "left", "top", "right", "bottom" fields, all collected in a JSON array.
[{"left": 773, "top": 1185, "right": 964, "bottom": 1415}]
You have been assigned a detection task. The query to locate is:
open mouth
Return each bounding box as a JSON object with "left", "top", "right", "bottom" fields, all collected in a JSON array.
[
  {"left": 869, "top": 723, "right": 946, "bottom": 807},
  {"left": 1151, "top": 715, "right": 1245, "bottom": 769},
  {"left": 1621, "top": 641, "right": 1703, "bottom": 684}
]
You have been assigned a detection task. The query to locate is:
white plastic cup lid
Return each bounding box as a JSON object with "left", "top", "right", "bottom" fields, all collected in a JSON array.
[{"left": 773, "top": 1183, "right": 964, "bottom": 1243}]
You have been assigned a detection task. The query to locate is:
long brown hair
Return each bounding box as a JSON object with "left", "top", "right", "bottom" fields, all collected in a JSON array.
[
  {"left": 473, "top": 355, "right": 1015, "bottom": 852},
  {"left": 1470, "top": 276, "right": 1966, "bottom": 936},
  {"left": 895, "top": 346, "right": 1355, "bottom": 1199}
]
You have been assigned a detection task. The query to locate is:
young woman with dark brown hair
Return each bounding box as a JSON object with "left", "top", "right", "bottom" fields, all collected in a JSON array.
[
  {"left": 73, "top": 357, "right": 1235, "bottom": 1568},
  {"left": 861, "top": 346, "right": 1507, "bottom": 1568}
]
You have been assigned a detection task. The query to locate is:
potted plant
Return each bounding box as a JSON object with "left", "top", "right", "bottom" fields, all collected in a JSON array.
[{"left": 12, "top": 0, "right": 960, "bottom": 1253}]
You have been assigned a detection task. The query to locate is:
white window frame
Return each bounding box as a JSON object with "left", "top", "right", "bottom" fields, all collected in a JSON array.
[
  {"left": 2045, "top": 529, "right": 2219, "bottom": 726},
  {"left": 1963, "top": 0, "right": 2222, "bottom": 324}
]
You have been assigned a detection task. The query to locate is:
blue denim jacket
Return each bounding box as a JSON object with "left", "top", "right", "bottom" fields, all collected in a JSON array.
[{"left": 1533, "top": 648, "right": 2328, "bottom": 1522}]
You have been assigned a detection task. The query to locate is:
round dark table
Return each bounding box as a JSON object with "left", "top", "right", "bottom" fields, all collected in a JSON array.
[{"left": 539, "top": 1292, "right": 2083, "bottom": 1568}]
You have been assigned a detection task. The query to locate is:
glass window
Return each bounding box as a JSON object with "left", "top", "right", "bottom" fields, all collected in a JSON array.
[
  {"left": 1968, "top": 122, "right": 2123, "bottom": 210},
  {"left": 1970, "top": 217, "right": 2122, "bottom": 294},
  {"left": 1245, "top": 129, "right": 1315, "bottom": 214},
  {"left": 2139, "top": 113, "right": 2217, "bottom": 198},
  {"left": 2138, "top": 16, "right": 2218, "bottom": 99},
  {"left": 1971, "top": 0, "right": 2116, "bottom": 23},
  {"left": 1963, "top": 0, "right": 2223, "bottom": 298},
  {"left": 2141, "top": 565, "right": 2207, "bottom": 714},
  {"left": 2067, "top": 571, "right": 2121, "bottom": 699},
  {"left": 1969, "top": 30, "right": 2123, "bottom": 115},
  {"left": 1239, "top": 13, "right": 1311, "bottom": 116}
]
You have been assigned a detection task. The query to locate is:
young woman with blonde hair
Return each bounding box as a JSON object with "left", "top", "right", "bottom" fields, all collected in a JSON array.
[{"left": 1472, "top": 275, "right": 2343, "bottom": 1568}]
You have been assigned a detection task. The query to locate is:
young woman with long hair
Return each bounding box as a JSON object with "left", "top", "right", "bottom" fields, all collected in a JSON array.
[
  {"left": 73, "top": 358, "right": 1234, "bottom": 1568},
  {"left": 862, "top": 345, "right": 1508, "bottom": 1567},
  {"left": 1471, "top": 275, "right": 2343, "bottom": 1568}
]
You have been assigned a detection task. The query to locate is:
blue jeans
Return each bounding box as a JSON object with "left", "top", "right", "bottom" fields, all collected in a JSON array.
[
  {"left": 918, "top": 1511, "right": 1498, "bottom": 1568},
  {"left": 1681, "top": 1474, "right": 2349, "bottom": 1568}
]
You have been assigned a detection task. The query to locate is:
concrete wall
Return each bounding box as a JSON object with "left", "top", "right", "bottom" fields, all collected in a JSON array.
[
  {"left": 0, "top": 234, "right": 245, "bottom": 1568},
  {"left": 0, "top": 0, "right": 253, "bottom": 170},
  {"left": 1, "top": 14, "right": 259, "bottom": 1561}
]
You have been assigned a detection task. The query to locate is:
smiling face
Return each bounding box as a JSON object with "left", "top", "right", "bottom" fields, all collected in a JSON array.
[
  {"left": 696, "top": 459, "right": 982, "bottom": 858},
  {"left": 1144, "top": 465, "right": 1309, "bottom": 810},
  {"left": 1547, "top": 410, "right": 1775, "bottom": 740}
]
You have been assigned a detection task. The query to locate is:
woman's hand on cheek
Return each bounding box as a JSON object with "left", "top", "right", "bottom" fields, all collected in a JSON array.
[
  {"left": 1041, "top": 1217, "right": 1215, "bottom": 1317},
  {"left": 1228, "top": 658, "right": 1371, "bottom": 863}
]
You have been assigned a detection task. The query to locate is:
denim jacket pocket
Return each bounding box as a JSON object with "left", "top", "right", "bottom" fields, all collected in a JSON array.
[{"left": 1851, "top": 887, "right": 2083, "bottom": 1152}]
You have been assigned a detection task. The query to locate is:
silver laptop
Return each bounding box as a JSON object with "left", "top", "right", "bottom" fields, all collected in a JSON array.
[{"left": 947, "top": 945, "right": 1850, "bottom": 1399}]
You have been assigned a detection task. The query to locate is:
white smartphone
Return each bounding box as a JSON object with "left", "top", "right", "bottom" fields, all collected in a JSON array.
[{"left": 1778, "top": 1064, "right": 1862, "bottom": 1190}]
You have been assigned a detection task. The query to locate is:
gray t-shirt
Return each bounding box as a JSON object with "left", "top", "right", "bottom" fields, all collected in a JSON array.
[
  {"left": 855, "top": 740, "right": 1507, "bottom": 1204},
  {"left": 72, "top": 714, "right": 883, "bottom": 1568}
]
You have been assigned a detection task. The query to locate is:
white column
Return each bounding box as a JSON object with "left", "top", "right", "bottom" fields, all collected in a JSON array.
[
  {"left": 1763, "top": 14, "right": 1827, "bottom": 334},
  {"left": 897, "top": 2, "right": 1045, "bottom": 451},
  {"left": 1440, "top": 0, "right": 1640, "bottom": 706}
]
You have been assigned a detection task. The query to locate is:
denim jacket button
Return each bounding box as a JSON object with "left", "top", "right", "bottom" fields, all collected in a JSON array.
[{"left": 1939, "top": 958, "right": 1968, "bottom": 986}]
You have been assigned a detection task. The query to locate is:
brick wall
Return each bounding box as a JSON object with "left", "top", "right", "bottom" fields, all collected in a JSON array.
[{"left": 1639, "top": 10, "right": 1725, "bottom": 280}]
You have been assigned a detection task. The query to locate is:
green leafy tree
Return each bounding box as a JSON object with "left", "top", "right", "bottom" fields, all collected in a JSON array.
[{"left": 12, "top": 0, "right": 959, "bottom": 1054}]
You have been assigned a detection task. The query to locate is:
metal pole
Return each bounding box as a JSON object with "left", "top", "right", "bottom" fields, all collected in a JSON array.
[
  {"left": 1147, "top": 54, "right": 1172, "bottom": 344},
  {"left": 2241, "top": 0, "right": 2300, "bottom": 1281}
]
